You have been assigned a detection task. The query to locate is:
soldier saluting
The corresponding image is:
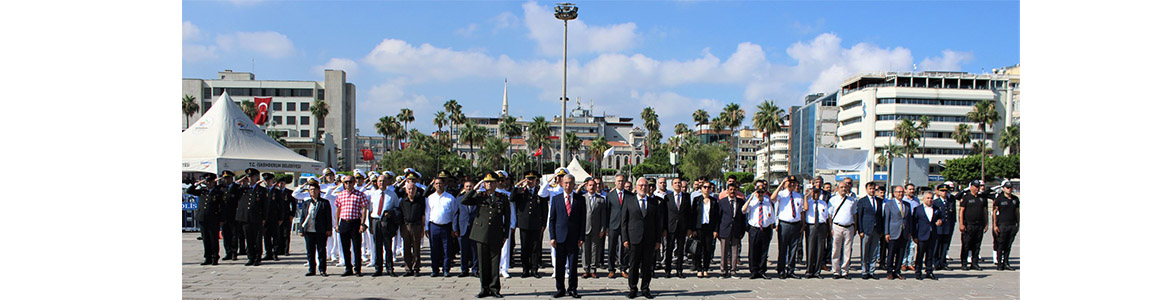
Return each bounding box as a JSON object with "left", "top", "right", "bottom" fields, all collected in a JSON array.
[{"left": 463, "top": 172, "right": 514, "bottom": 299}]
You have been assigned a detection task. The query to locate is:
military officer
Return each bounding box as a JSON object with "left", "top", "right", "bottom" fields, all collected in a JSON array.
[
  {"left": 933, "top": 184, "right": 957, "bottom": 271},
  {"left": 992, "top": 181, "right": 1019, "bottom": 271},
  {"left": 261, "top": 173, "right": 285, "bottom": 261},
  {"left": 513, "top": 171, "right": 548, "bottom": 278},
  {"left": 218, "top": 170, "right": 243, "bottom": 261},
  {"left": 187, "top": 173, "right": 224, "bottom": 265},
  {"left": 234, "top": 168, "right": 268, "bottom": 266},
  {"left": 463, "top": 172, "right": 513, "bottom": 298}
]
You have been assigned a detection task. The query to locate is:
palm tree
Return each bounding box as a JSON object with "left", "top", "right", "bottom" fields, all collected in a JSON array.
[
  {"left": 433, "top": 111, "right": 447, "bottom": 144},
  {"left": 182, "top": 94, "right": 199, "bottom": 130},
  {"left": 267, "top": 130, "right": 288, "bottom": 147},
  {"left": 376, "top": 116, "right": 396, "bottom": 154},
  {"left": 720, "top": 103, "right": 745, "bottom": 171},
  {"left": 448, "top": 111, "right": 467, "bottom": 150},
  {"left": 444, "top": 99, "right": 462, "bottom": 116},
  {"left": 917, "top": 116, "right": 931, "bottom": 158},
  {"left": 753, "top": 100, "right": 785, "bottom": 183},
  {"left": 953, "top": 123, "right": 971, "bottom": 157},
  {"left": 641, "top": 107, "right": 661, "bottom": 150},
  {"left": 970, "top": 140, "right": 992, "bottom": 156},
  {"left": 709, "top": 115, "right": 727, "bottom": 145},
  {"left": 310, "top": 99, "right": 330, "bottom": 160},
  {"left": 238, "top": 100, "right": 257, "bottom": 119},
  {"left": 999, "top": 124, "right": 1019, "bottom": 155},
  {"left": 674, "top": 123, "right": 690, "bottom": 137},
  {"left": 894, "top": 118, "right": 920, "bottom": 185},
  {"left": 499, "top": 115, "right": 522, "bottom": 154},
  {"left": 967, "top": 100, "right": 1000, "bottom": 183},
  {"left": 392, "top": 121, "right": 408, "bottom": 151},
  {"left": 527, "top": 116, "right": 551, "bottom": 173},
  {"left": 564, "top": 132, "right": 582, "bottom": 162},
  {"left": 588, "top": 136, "right": 612, "bottom": 176},
  {"left": 693, "top": 109, "right": 709, "bottom": 131},
  {"left": 460, "top": 122, "right": 487, "bottom": 165},
  {"left": 397, "top": 108, "right": 415, "bottom": 134},
  {"left": 478, "top": 137, "right": 509, "bottom": 171}
]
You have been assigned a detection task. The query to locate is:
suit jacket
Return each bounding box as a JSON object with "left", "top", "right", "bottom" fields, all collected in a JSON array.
[
  {"left": 295, "top": 198, "right": 333, "bottom": 234},
  {"left": 691, "top": 195, "right": 721, "bottom": 232},
  {"left": 187, "top": 184, "right": 222, "bottom": 222},
  {"left": 909, "top": 204, "right": 942, "bottom": 241},
  {"left": 513, "top": 186, "right": 548, "bottom": 231},
  {"left": 235, "top": 184, "right": 268, "bottom": 223},
  {"left": 621, "top": 194, "right": 663, "bottom": 245},
  {"left": 462, "top": 190, "right": 513, "bottom": 247},
  {"left": 607, "top": 189, "right": 635, "bottom": 230},
  {"left": 854, "top": 195, "right": 883, "bottom": 236},
  {"left": 549, "top": 192, "right": 587, "bottom": 245},
  {"left": 453, "top": 191, "right": 478, "bottom": 237},
  {"left": 717, "top": 196, "right": 746, "bottom": 239},
  {"left": 882, "top": 199, "right": 913, "bottom": 240},
  {"left": 663, "top": 191, "right": 691, "bottom": 234},
  {"left": 583, "top": 192, "right": 609, "bottom": 235}
]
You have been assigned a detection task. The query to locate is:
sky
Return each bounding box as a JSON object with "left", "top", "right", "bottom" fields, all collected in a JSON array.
[{"left": 182, "top": 0, "right": 1020, "bottom": 139}]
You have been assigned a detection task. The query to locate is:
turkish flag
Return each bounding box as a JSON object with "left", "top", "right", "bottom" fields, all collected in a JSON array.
[
  {"left": 253, "top": 97, "right": 272, "bottom": 125},
  {"left": 644, "top": 147, "right": 649, "bottom": 157},
  {"left": 361, "top": 149, "right": 374, "bottom": 161},
  {"left": 534, "top": 146, "right": 543, "bottom": 157},
  {"left": 400, "top": 141, "right": 406, "bottom": 149}
]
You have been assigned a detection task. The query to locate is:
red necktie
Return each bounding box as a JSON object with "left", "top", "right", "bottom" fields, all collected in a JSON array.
[
  {"left": 376, "top": 191, "right": 385, "bottom": 215},
  {"left": 619, "top": 193, "right": 623, "bottom": 206},
  {"left": 757, "top": 203, "right": 763, "bottom": 226},
  {"left": 790, "top": 193, "right": 797, "bottom": 218},
  {"left": 566, "top": 196, "right": 572, "bottom": 216}
]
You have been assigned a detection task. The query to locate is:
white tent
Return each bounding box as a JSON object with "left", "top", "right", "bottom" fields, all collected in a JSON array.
[
  {"left": 182, "top": 92, "right": 324, "bottom": 174},
  {"left": 541, "top": 158, "right": 593, "bottom": 184}
]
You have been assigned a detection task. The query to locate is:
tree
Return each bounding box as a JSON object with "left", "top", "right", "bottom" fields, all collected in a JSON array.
[
  {"left": 679, "top": 144, "right": 728, "bottom": 182},
  {"left": 477, "top": 137, "right": 508, "bottom": 171},
  {"left": 397, "top": 108, "right": 415, "bottom": 135},
  {"left": 709, "top": 116, "right": 726, "bottom": 145},
  {"left": 266, "top": 130, "right": 288, "bottom": 147},
  {"left": 693, "top": 109, "right": 709, "bottom": 131},
  {"left": 940, "top": 156, "right": 981, "bottom": 183},
  {"left": 310, "top": 99, "right": 330, "bottom": 160},
  {"left": 674, "top": 123, "right": 690, "bottom": 136},
  {"left": 588, "top": 136, "right": 612, "bottom": 176},
  {"left": 753, "top": 100, "right": 785, "bottom": 184},
  {"left": 953, "top": 123, "right": 971, "bottom": 157},
  {"left": 433, "top": 111, "right": 447, "bottom": 144},
  {"left": 999, "top": 124, "right": 1019, "bottom": 155},
  {"left": 391, "top": 121, "right": 407, "bottom": 151},
  {"left": 564, "top": 132, "right": 582, "bottom": 163},
  {"left": 527, "top": 116, "right": 551, "bottom": 172},
  {"left": 641, "top": 107, "right": 661, "bottom": 149},
  {"left": 967, "top": 100, "right": 1000, "bottom": 183},
  {"left": 720, "top": 103, "right": 744, "bottom": 172},
  {"left": 182, "top": 94, "right": 199, "bottom": 130},
  {"left": 917, "top": 115, "right": 931, "bottom": 158},
  {"left": 445, "top": 99, "right": 465, "bottom": 150},
  {"left": 499, "top": 115, "right": 521, "bottom": 156},
  {"left": 238, "top": 100, "right": 257, "bottom": 119},
  {"left": 894, "top": 118, "right": 920, "bottom": 185},
  {"left": 459, "top": 121, "right": 487, "bottom": 165},
  {"left": 375, "top": 116, "right": 396, "bottom": 153},
  {"left": 970, "top": 140, "right": 992, "bottom": 156}
]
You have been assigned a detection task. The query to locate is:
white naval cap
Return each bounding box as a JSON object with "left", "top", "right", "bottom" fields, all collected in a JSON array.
[
  {"left": 367, "top": 171, "right": 379, "bottom": 179},
  {"left": 352, "top": 169, "right": 365, "bottom": 178},
  {"left": 322, "top": 167, "right": 336, "bottom": 175},
  {"left": 382, "top": 171, "right": 396, "bottom": 177},
  {"left": 495, "top": 170, "right": 509, "bottom": 179}
]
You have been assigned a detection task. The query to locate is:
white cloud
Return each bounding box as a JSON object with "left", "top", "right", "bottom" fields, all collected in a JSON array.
[
  {"left": 490, "top": 11, "right": 519, "bottom": 33},
  {"left": 312, "top": 58, "right": 358, "bottom": 76},
  {"left": 521, "top": 1, "right": 640, "bottom": 56},
  {"left": 183, "top": 21, "right": 200, "bottom": 42},
  {"left": 919, "top": 50, "right": 974, "bottom": 71},
  {"left": 216, "top": 31, "right": 296, "bottom": 59},
  {"left": 787, "top": 33, "right": 915, "bottom": 95},
  {"left": 359, "top": 78, "right": 436, "bottom": 134},
  {"left": 183, "top": 44, "right": 218, "bottom": 62},
  {"left": 456, "top": 23, "right": 479, "bottom": 37}
]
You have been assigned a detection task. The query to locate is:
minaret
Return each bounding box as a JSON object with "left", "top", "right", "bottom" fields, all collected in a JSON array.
[{"left": 501, "top": 78, "right": 509, "bottom": 117}]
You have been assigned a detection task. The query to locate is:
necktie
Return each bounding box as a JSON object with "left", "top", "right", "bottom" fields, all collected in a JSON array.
[
  {"left": 619, "top": 192, "right": 624, "bottom": 206},
  {"left": 757, "top": 201, "right": 764, "bottom": 227},
  {"left": 640, "top": 197, "right": 646, "bottom": 215},
  {"left": 814, "top": 201, "right": 819, "bottom": 224},
  {"left": 790, "top": 193, "right": 797, "bottom": 218},
  {"left": 675, "top": 194, "right": 681, "bottom": 209},
  {"left": 377, "top": 191, "right": 385, "bottom": 215},
  {"left": 566, "top": 195, "right": 572, "bottom": 216}
]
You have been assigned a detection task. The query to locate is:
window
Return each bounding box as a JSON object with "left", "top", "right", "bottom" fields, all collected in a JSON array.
[
  {"left": 301, "top": 130, "right": 310, "bottom": 138},
  {"left": 286, "top": 116, "right": 296, "bottom": 125},
  {"left": 840, "top": 133, "right": 861, "bottom": 141},
  {"left": 202, "top": 102, "right": 211, "bottom": 113},
  {"left": 877, "top": 114, "right": 970, "bottom": 123},
  {"left": 213, "top": 87, "right": 224, "bottom": 97},
  {"left": 841, "top": 116, "right": 862, "bottom": 126},
  {"left": 202, "top": 88, "right": 211, "bottom": 99},
  {"left": 840, "top": 101, "right": 862, "bottom": 111},
  {"left": 301, "top": 116, "right": 310, "bottom": 125},
  {"left": 278, "top": 89, "right": 293, "bottom": 97},
  {"left": 876, "top": 98, "right": 978, "bottom": 106},
  {"left": 286, "top": 102, "right": 296, "bottom": 111},
  {"left": 273, "top": 117, "right": 282, "bottom": 125},
  {"left": 293, "top": 89, "right": 313, "bottom": 97},
  {"left": 272, "top": 102, "right": 282, "bottom": 111},
  {"left": 300, "top": 102, "right": 310, "bottom": 111},
  {"left": 317, "top": 89, "right": 325, "bottom": 100}
]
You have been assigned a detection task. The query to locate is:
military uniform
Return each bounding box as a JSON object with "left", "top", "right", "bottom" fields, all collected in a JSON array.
[
  {"left": 463, "top": 173, "right": 513, "bottom": 298},
  {"left": 235, "top": 181, "right": 268, "bottom": 266},
  {"left": 513, "top": 174, "right": 548, "bottom": 278},
  {"left": 187, "top": 177, "right": 224, "bottom": 265}
]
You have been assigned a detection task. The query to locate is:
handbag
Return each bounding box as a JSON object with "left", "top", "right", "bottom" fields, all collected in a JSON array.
[
  {"left": 381, "top": 209, "right": 401, "bottom": 238},
  {"left": 685, "top": 238, "right": 699, "bottom": 258}
]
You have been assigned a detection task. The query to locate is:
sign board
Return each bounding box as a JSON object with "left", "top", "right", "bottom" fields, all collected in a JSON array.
[
  {"left": 889, "top": 158, "right": 930, "bottom": 186},
  {"left": 642, "top": 173, "right": 679, "bottom": 180}
]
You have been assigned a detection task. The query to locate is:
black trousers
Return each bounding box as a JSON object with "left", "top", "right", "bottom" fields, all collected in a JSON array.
[
  {"left": 242, "top": 222, "right": 263, "bottom": 262},
  {"left": 264, "top": 221, "right": 281, "bottom": 258},
  {"left": 221, "top": 220, "right": 238, "bottom": 257},
  {"left": 960, "top": 223, "right": 986, "bottom": 266},
  {"left": 805, "top": 223, "right": 828, "bottom": 276},
  {"left": 554, "top": 243, "right": 581, "bottom": 293},
  {"left": 693, "top": 230, "right": 715, "bottom": 272},
  {"left": 776, "top": 222, "right": 802, "bottom": 274},
  {"left": 627, "top": 241, "right": 655, "bottom": 292},
  {"left": 608, "top": 228, "right": 628, "bottom": 272},
  {"left": 369, "top": 218, "right": 394, "bottom": 272},
  {"left": 934, "top": 231, "right": 954, "bottom": 268},
  {"left": 878, "top": 236, "right": 888, "bottom": 267},
  {"left": 995, "top": 224, "right": 1018, "bottom": 265},
  {"left": 914, "top": 238, "right": 937, "bottom": 273},
  {"left": 747, "top": 226, "right": 774, "bottom": 276},
  {"left": 519, "top": 228, "right": 542, "bottom": 273},
  {"left": 234, "top": 221, "right": 248, "bottom": 255},
  {"left": 477, "top": 241, "right": 502, "bottom": 294},
  {"left": 338, "top": 219, "right": 363, "bottom": 272},
  {"left": 460, "top": 234, "right": 478, "bottom": 274},
  {"left": 200, "top": 218, "right": 220, "bottom": 261},
  {"left": 304, "top": 232, "right": 327, "bottom": 273},
  {"left": 280, "top": 219, "right": 292, "bottom": 255},
  {"left": 720, "top": 235, "right": 742, "bottom": 273},
  {"left": 886, "top": 237, "right": 907, "bottom": 275},
  {"left": 663, "top": 230, "right": 688, "bottom": 274}
]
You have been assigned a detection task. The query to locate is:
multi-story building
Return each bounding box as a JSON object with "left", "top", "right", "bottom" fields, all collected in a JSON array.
[
  {"left": 788, "top": 92, "right": 840, "bottom": 181},
  {"left": 754, "top": 125, "right": 790, "bottom": 182},
  {"left": 182, "top": 69, "right": 357, "bottom": 170},
  {"left": 834, "top": 70, "right": 1016, "bottom": 185},
  {"left": 735, "top": 128, "right": 763, "bottom": 174}
]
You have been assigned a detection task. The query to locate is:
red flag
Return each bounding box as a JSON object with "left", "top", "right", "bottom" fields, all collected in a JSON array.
[
  {"left": 361, "top": 149, "right": 374, "bottom": 161},
  {"left": 644, "top": 147, "right": 649, "bottom": 158},
  {"left": 252, "top": 97, "right": 271, "bottom": 125},
  {"left": 534, "top": 146, "right": 543, "bottom": 157},
  {"left": 548, "top": 136, "right": 559, "bottom": 140},
  {"left": 400, "top": 141, "right": 406, "bottom": 149}
]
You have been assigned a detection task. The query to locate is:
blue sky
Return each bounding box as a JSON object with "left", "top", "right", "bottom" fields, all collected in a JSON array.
[{"left": 183, "top": 0, "right": 1020, "bottom": 138}]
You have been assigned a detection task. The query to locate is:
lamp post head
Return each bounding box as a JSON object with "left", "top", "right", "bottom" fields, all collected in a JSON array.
[{"left": 555, "top": 3, "right": 578, "bottom": 21}]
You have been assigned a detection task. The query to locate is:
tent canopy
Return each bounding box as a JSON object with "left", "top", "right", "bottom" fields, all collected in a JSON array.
[
  {"left": 182, "top": 92, "right": 324, "bottom": 174},
  {"left": 541, "top": 158, "right": 593, "bottom": 185}
]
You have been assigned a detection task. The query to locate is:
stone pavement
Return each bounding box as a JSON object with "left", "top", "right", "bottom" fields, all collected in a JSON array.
[{"left": 183, "top": 229, "right": 1018, "bottom": 299}]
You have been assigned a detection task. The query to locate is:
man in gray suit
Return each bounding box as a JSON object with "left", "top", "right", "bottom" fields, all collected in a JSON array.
[
  {"left": 582, "top": 178, "right": 609, "bottom": 279},
  {"left": 883, "top": 186, "right": 912, "bottom": 280}
]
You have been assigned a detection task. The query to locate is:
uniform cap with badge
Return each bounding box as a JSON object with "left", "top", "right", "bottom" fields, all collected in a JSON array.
[{"left": 524, "top": 170, "right": 540, "bottom": 179}]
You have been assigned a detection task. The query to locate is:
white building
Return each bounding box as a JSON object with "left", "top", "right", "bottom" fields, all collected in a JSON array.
[
  {"left": 834, "top": 70, "right": 1018, "bottom": 185},
  {"left": 182, "top": 69, "right": 357, "bottom": 170},
  {"left": 753, "top": 126, "right": 790, "bottom": 182}
]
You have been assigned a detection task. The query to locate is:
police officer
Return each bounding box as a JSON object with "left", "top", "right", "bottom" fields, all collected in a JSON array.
[
  {"left": 463, "top": 172, "right": 513, "bottom": 299},
  {"left": 958, "top": 180, "right": 989, "bottom": 271},
  {"left": 992, "top": 181, "right": 1019, "bottom": 271},
  {"left": 513, "top": 171, "right": 547, "bottom": 278},
  {"left": 234, "top": 168, "right": 268, "bottom": 266},
  {"left": 187, "top": 173, "right": 224, "bottom": 265}
]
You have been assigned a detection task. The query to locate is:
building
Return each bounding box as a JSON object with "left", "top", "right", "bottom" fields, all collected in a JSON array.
[
  {"left": 735, "top": 128, "right": 763, "bottom": 173},
  {"left": 182, "top": 69, "right": 357, "bottom": 170},
  {"left": 754, "top": 125, "right": 790, "bottom": 183},
  {"left": 788, "top": 92, "right": 840, "bottom": 181},
  {"left": 834, "top": 69, "right": 1017, "bottom": 186}
]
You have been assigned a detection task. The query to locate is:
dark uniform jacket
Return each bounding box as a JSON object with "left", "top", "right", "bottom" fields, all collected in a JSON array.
[
  {"left": 220, "top": 183, "right": 243, "bottom": 221},
  {"left": 663, "top": 191, "right": 691, "bottom": 234},
  {"left": 267, "top": 187, "right": 292, "bottom": 224},
  {"left": 186, "top": 184, "right": 222, "bottom": 222},
  {"left": 462, "top": 189, "right": 513, "bottom": 247},
  {"left": 513, "top": 186, "right": 548, "bottom": 231},
  {"left": 235, "top": 184, "right": 268, "bottom": 223}
]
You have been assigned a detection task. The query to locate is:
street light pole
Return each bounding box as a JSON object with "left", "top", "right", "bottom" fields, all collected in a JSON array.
[{"left": 555, "top": 3, "right": 577, "bottom": 169}]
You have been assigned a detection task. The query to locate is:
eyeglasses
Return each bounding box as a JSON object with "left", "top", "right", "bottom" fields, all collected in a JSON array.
[{"left": 343, "top": 181, "right": 354, "bottom": 184}]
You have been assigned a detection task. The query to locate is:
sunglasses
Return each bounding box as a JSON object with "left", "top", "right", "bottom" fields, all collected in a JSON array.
[{"left": 343, "top": 181, "right": 355, "bottom": 184}]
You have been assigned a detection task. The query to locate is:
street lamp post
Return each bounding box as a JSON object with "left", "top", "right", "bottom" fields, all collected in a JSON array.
[{"left": 555, "top": 3, "right": 577, "bottom": 169}]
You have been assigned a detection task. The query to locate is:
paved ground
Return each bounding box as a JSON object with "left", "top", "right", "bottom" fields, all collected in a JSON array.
[{"left": 183, "top": 229, "right": 1018, "bottom": 299}]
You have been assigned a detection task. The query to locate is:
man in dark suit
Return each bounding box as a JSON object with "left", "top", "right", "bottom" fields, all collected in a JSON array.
[
  {"left": 187, "top": 173, "right": 223, "bottom": 265},
  {"left": 513, "top": 170, "right": 547, "bottom": 278},
  {"left": 463, "top": 172, "right": 513, "bottom": 299},
  {"left": 854, "top": 182, "right": 883, "bottom": 279},
  {"left": 606, "top": 174, "right": 633, "bottom": 278},
  {"left": 909, "top": 189, "right": 943, "bottom": 280},
  {"left": 454, "top": 178, "right": 478, "bottom": 277},
  {"left": 622, "top": 178, "right": 663, "bottom": 299},
  {"left": 218, "top": 170, "right": 243, "bottom": 261},
  {"left": 234, "top": 168, "right": 267, "bottom": 266},
  {"left": 662, "top": 178, "right": 691, "bottom": 278},
  {"left": 717, "top": 181, "right": 747, "bottom": 278},
  {"left": 882, "top": 186, "right": 912, "bottom": 279},
  {"left": 933, "top": 184, "right": 957, "bottom": 271},
  {"left": 261, "top": 173, "right": 286, "bottom": 261},
  {"left": 549, "top": 175, "right": 587, "bottom": 298}
]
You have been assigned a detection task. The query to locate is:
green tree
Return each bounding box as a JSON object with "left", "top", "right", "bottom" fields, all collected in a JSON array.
[
  {"left": 310, "top": 99, "right": 330, "bottom": 160},
  {"left": 446, "top": 99, "right": 466, "bottom": 150},
  {"left": 238, "top": 100, "right": 257, "bottom": 119},
  {"left": 894, "top": 118, "right": 920, "bottom": 185},
  {"left": 460, "top": 121, "right": 487, "bottom": 166},
  {"left": 953, "top": 123, "right": 971, "bottom": 157},
  {"left": 940, "top": 156, "right": 981, "bottom": 183},
  {"left": 182, "top": 94, "right": 199, "bottom": 130},
  {"left": 397, "top": 108, "right": 415, "bottom": 136},
  {"left": 674, "top": 123, "right": 690, "bottom": 136},
  {"left": 967, "top": 100, "right": 1000, "bottom": 183},
  {"left": 987, "top": 154, "right": 1020, "bottom": 180},
  {"left": 719, "top": 102, "right": 745, "bottom": 172},
  {"left": 477, "top": 137, "right": 508, "bottom": 171},
  {"left": 588, "top": 136, "right": 612, "bottom": 177},
  {"left": 641, "top": 107, "right": 661, "bottom": 149},
  {"left": 999, "top": 125, "right": 1019, "bottom": 155},
  {"left": 266, "top": 130, "right": 288, "bottom": 147},
  {"left": 753, "top": 100, "right": 785, "bottom": 184},
  {"left": 433, "top": 111, "right": 448, "bottom": 146},
  {"left": 527, "top": 116, "right": 551, "bottom": 172},
  {"left": 917, "top": 115, "right": 931, "bottom": 158},
  {"left": 692, "top": 109, "right": 709, "bottom": 144},
  {"left": 679, "top": 144, "right": 728, "bottom": 182},
  {"left": 564, "top": 132, "right": 582, "bottom": 163},
  {"left": 375, "top": 116, "right": 396, "bottom": 153}
]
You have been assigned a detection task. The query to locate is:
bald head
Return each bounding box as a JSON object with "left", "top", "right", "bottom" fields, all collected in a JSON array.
[{"left": 636, "top": 178, "right": 650, "bottom": 197}]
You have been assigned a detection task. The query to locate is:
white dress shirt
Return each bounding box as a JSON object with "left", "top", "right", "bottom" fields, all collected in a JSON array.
[
  {"left": 424, "top": 191, "right": 457, "bottom": 225},
  {"left": 537, "top": 178, "right": 563, "bottom": 198},
  {"left": 366, "top": 187, "right": 400, "bottom": 218},
  {"left": 701, "top": 200, "right": 712, "bottom": 224},
  {"left": 745, "top": 194, "right": 775, "bottom": 228},
  {"left": 828, "top": 193, "right": 857, "bottom": 226},
  {"left": 774, "top": 189, "right": 804, "bottom": 223},
  {"left": 805, "top": 199, "right": 830, "bottom": 225},
  {"left": 924, "top": 205, "right": 934, "bottom": 222}
]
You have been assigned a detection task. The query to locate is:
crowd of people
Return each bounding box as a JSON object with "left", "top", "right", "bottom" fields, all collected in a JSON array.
[{"left": 186, "top": 166, "right": 1019, "bottom": 299}]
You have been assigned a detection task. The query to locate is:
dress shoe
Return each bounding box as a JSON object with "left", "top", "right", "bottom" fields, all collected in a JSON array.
[
  {"left": 887, "top": 273, "right": 896, "bottom": 280},
  {"left": 1004, "top": 264, "right": 1016, "bottom": 271},
  {"left": 972, "top": 264, "right": 983, "bottom": 271},
  {"left": 626, "top": 291, "right": 637, "bottom": 299},
  {"left": 622, "top": 271, "right": 628, "bottom": 278},
  {"left": 459, "top": 272, "right": 469, "bottom": 278},
  {"left": 521, "top": 271, "right": 531, "bottom": 278},
  {"left": 833, "top": 274, "right": 842, "bottom": 279},
  {"left": 554, "top": 291, "right": 566, "bottom": 298},
  {"left": 896, "top": 274, "right": 905, "bottom": 280},
  {"left": 305, "top": 272, "right": 316, "bottom": 276},
  {"left": 677, "top": 272, "right": 685, "bottom": 279},
  {"left": 273, "top": 256, "right": 279, "bottom": 261},
  {"left": 533, "top": 272, "right": 542, "bottom": 279},
  {"left": 961, "top": 264, "right": 969, "bottom": 271},
  {"left": 243, "top": 261, "right": 253, "bottom": 266},
  {"left": 252, "top": 261, "right": 261, "bottom": 266},
  {"left": 750, "top": 274, "right": 762, "bottom": 279},
  {"left": 355, "top": 271, "right": 363, "bottom": 277},
  {"left": 608, "top": 271, "right": 616, "bottom": 278},
  {"left": 915, "top": 273, "right": 923, "bottom": 280},
  {"left": 320, "top": 272, "right": 328, "bottom": 277},
  {"left": 445, "top": 272, "right": 452, "bottom": 277},
  {"left": 665, "top": 273, "right": 673, "bottom": 278},
  {"left": 212, "top": 260, "right": 219, "bottom": 266},
  {"left": 262, "top": 255, "right": 274, "bottom": 261},
  {"left": 414, "top": 271, "right": 422, "bottom": 277},
  {"left": 372, "top": 271, "right": 383, "bottom": 277},
  {"left": 642, "top": 291, "right": 655, "bottom": 299},
  {"left": 570, "top": 291, "right": 581, "bottom": 298},
  {"left": 927, "top": 273, "right": 938, "bottom": 280},
  {"left": 431, "top": 272, "right": 440, "bottom": 277},
  {"left": 804, "top": 273, "right": 816, "bottom": 279},
  {"left": 476, "top": 292, "right": 489, "bottom": 298},
  {"left": 342, "top": 270, "right": 354, "bottom": 277},
  {"left": 760, "top": 274, "right": 771, "bottom": 280},
  {"left": 200, "top": 260, "right": 212, "bottom": 266},
  {"left": 491, "top": 292, "right": 503, "bottom": 298}
]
